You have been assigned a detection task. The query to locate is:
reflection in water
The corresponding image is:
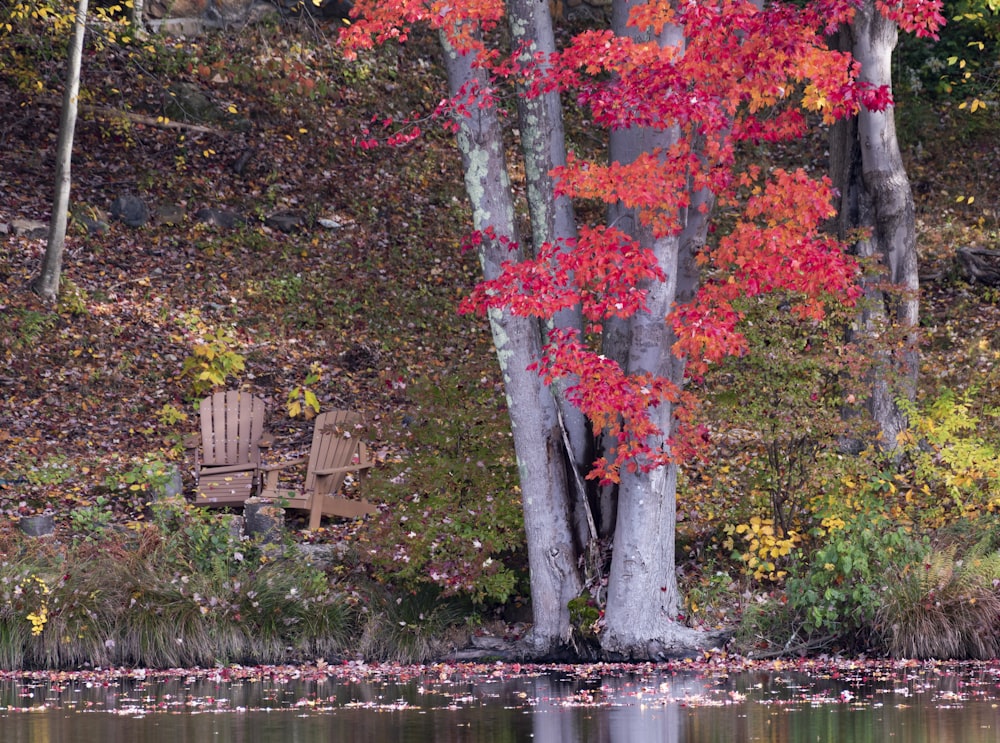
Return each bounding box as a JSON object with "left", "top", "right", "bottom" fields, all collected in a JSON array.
[{"left": 3, "top": 664, "right": 1000, "bottom": 742}]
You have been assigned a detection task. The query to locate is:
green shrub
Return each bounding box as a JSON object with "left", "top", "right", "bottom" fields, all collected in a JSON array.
[
  {"left": 784, "top": 472, "right": 927, "bottom": 642},
  {"left": 178, "top": 312, "right": 246, "bottom": 397},
  {"left": 897, "top": 387, "right": 1000, "bottom": 523},
  {"left": 364, "top": 375, "right": 525, "bottom": 604}
]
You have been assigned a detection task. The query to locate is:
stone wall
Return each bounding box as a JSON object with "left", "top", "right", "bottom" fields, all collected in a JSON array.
[
  {"left": 146, "top": 0, "right": 607, "bottom": 28},
  {"left": 146, "top": 0, "right": 352, "bottom": 27}
]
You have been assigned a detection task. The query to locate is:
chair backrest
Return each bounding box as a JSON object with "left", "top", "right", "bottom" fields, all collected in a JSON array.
[
  {"left": 305, "top": 410, "right": 364, "bottom": 495},
  {"left": 199, "top": 391, "right": 267, "bottom": 467}
]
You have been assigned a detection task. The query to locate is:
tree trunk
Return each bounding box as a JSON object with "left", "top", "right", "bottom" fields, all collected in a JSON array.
[
  {"left": 130, "top": 0, "right": 147, "bottom": 39},
  {"left": 440, "top": 30, "right": 583, "bottom": 654},
  {"left": 33, "top": 0, "right": 89, "bottom": 303},
  {"left": 507, "top": 0, "right": 594, "bottom": 550},
  {"left": 601, "top": 225, "right": 711, "bottom": 657},
  {"left": 599, "top": 3, "right": 715, "bottom": 658},
  {"left": 829, "top": 2, "right": 919, "bottom": 452}
]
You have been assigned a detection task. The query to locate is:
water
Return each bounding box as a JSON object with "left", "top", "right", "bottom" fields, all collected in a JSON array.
[{"left": 2, "top": 661, "right": 1000, "bottom": 742}]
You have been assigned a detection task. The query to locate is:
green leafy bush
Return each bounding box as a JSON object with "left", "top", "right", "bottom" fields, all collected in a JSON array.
[
  {"left": 364, "top": 375, "right": 525, "bottom": 604},
  {"left": 181, "top": 326, "right": 246, "bottom": 397},
  {"left": 784, "top": 476, "right": 926, "bottom": 640},
  {"left": 897, "top": 387, "right": 1000, "bottom": 522}
]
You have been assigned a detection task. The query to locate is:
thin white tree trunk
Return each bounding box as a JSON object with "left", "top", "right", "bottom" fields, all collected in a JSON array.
[
  {"left": 440, "top": 30, "right": 583, "bottom": 653},
  {"left": 33, "top": 0, "right": 88, "bottom": 302}
]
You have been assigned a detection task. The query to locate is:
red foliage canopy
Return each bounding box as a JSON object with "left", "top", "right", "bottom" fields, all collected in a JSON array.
[{"left": 341, "top": 0, "right": 942, "bottom": 481}]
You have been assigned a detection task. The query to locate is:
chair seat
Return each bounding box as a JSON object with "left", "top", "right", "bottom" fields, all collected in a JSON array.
[{"left": 195, "top": 468, "right": 258, "bottom": 505}]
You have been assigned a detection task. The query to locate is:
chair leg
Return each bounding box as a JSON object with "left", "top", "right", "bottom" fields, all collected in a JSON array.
[{"left": 307, "top": 495, "right": 324, "bottom": 531}]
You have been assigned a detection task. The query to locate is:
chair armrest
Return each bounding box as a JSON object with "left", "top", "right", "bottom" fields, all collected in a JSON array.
[
  {"left": 260, "top": 456, "right": 307, "bottom": 473},
  {"left": 313, "top": 462, "right": 373, "bottom": 477},
  {"left": 183, "top": 433, "right": 201, "bottom": 450},
  {"left": 260, "top": 455, "right": 309, "bottom": 493}
]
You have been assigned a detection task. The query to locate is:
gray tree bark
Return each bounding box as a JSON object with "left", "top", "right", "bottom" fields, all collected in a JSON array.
[
  {"left": 599, "top": 0, "right": 715, "bottom": 658},
  {"left": 829, "top": 1, "right": 919, "bottom": 452},
  {"left": 507, "top": 0, "right": 594, "bottom": 550},
  {"left": 33, "top": 0, "right": 89, "bottom": 303},
  {"left": 440, "top": 30, "right": 583, "bottom": 654}
]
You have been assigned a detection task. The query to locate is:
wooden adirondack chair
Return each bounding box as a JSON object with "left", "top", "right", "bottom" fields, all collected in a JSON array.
[
  {"left": 188, "top": 391, "right": 269, "bottom": 506},
  {"left": 259, "top": 409, "right": 377, "bottom": 531}
]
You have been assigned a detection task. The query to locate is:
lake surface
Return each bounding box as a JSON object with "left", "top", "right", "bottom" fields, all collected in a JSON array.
[{"left": 2, "top": 660, "right": 1000, "bottom": 742}]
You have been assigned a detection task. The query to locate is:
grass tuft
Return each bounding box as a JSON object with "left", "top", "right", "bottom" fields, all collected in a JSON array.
[{"left": 876, "top": 543, "right": 1000, "bottom": 659}]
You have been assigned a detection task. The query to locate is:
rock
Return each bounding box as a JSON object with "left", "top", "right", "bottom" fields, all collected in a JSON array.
[
  {"left": 210, "top": 0, "right": 259, "bottom": 23},
  {"left": 110, "top": 194, "right": 151, "bottom": 227},
  {"left": 264, "top": 209, "right": 309, "bottom": 233},
  {"left": 244, "top": 498, "right": 284, "bottom": 543},
  {"left": 11, "top": 218, "right": 48, "bottom": 239},
  {"left": 147, "top": 0, "right": 209, "bottom": 18},
  {"left": 146, "top": 17, "right": 219, "bottom": 35},
  {"left": 164, "top": 82, "right": 222, "bottom": 124},
  {"left": 276, "top": 0, "right": 353, "bottom": 18},
  {"left": 296, "top": 542, "right": 345, "bottom": 569},
  {"left": 144, "top": 0, "right": 329, "bottom": 28},
  {"left": 145, "top": 463, "right": 184, "bottom": 500},
  {"left": 247, "top": 1, "right": 281, "bottom": 23},
  {"left": 155, "top": 204, "right": 186, "bottom": 226},
  {"left": 317, "top": 214, "right": 350, "bottom": 229},
  {"left": 19, "top": 514, "right": 56, "bottom": 537},
  {"left": 194, "top": 207, "right": 243, "bottom": 229},
  {"left": 231, "top": 150, "right": 254, "bottom": 175}
]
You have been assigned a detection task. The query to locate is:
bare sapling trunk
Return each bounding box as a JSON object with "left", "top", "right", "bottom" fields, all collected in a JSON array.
[{"left": 33, "top": 0, "right": 89, "bottom": 303}]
